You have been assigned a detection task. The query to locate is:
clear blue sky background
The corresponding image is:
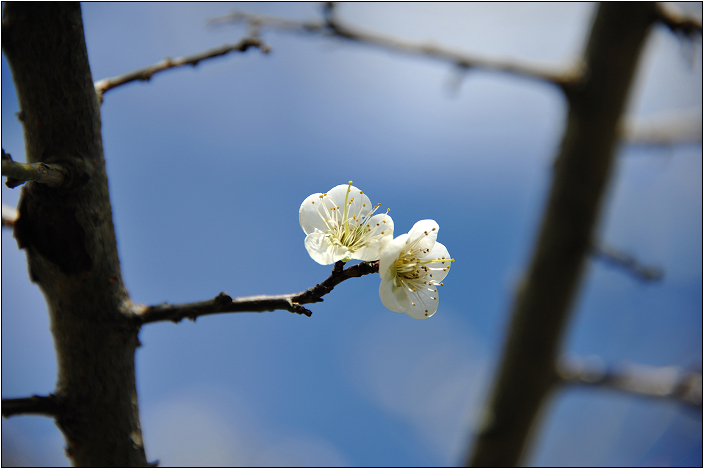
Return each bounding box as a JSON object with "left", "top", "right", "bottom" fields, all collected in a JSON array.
[{"left": 2, "top": 3, "right": 701, "bottom": 466}]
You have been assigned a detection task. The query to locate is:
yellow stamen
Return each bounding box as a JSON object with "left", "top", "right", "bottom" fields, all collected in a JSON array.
[{"left": 343, "top": 181, "right": 353, "bottom": 237}]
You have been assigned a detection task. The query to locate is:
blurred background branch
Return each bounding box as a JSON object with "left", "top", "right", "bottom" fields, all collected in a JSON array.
[
  {"left": 557, "top": 357, "right": 703, "bottom": 410},
  {"left": 620, "top": 110, "right": 703, "bottom": 146},
  {"left": 655, "top": 2, "right": 703, "bottom": 38},
  {"left": 209, "top": 6, "right": 579, "bottom": 88},
  {"left": 591, "top": 242, "right": 664, "bottom": 282},
  {"left": 467, "top": 4, "right": 659, "bottom": 466}
]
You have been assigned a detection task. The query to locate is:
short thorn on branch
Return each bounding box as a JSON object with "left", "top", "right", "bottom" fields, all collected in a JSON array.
[
  {"left": 2, "top": 394, "right": 62, "bottom": 419},
  {"left": 134, "top": 260, "right": 379, "bottom": 325},
  {"left": 94, "top": 36, "right": 271, "bottom": 102},
  {"left": 2, "top": 149, "right": 66, "bottom": 189}
]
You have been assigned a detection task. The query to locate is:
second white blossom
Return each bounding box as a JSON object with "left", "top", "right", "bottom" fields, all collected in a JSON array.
[{"left": 378, "top": 220, "right": 453, "bottom": 319}]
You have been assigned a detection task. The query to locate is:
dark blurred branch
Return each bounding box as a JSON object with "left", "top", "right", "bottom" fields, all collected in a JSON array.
[
  {"left": 210, "top": 7, "right": 579, "bottom": 88},
  {"left": 2, "top": 395, "right": 62, "bottom": 419},
  {"left": 592, "top": 242, "right": 663, "bottom": 282},
  {"left": 2, "top": 149, "right": 66, "bottom": 188},
  {"left": 2, "top": 204, "right": 18, "bottom": 228},
  {"left": 94, "top": 37, "right": 271, "bottom": 102},
  {"left": 467, "top": 4, "right": 659, "bottom": 466},
  {"left": 135, "top": 260, "right": 378, "bottom": 324},
  {"left": 558, "top": 357, "right": 703, "bottom": 410},
  {"left": 655, "top": 2, "right": 703, "bottom": 37}
]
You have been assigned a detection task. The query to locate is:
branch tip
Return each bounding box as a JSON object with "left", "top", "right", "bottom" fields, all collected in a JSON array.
[{"left": 94, "top": 36, "right": 271, "bottom": 101}]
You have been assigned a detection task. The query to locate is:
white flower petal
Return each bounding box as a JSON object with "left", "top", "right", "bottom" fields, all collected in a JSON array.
[
  {"left": 423, "top": 242, "right": 452, "bottom": 283},
  {"left": 299, "top": 192, "right": 338, "bottom": 235},
  {"left": 379, "top": 234, "right": 409, "bottom": 281},
  {"left": 304, "top": 231, "right": 349, "bottom": 265},
  {"left": 404, "top": 284, "right": 439, "bottom": 320},
  {"left": 379, "top": 277, "right": 410, "bottom": 313},
  {"left": 352, "top": 213, "right": 394, "bottom": 261},
  {"left": 332, "top": 184, "right": 373, "bottom": 224},
  {"left": 407, "top": 219, "right": 439, "bottom": 254}
]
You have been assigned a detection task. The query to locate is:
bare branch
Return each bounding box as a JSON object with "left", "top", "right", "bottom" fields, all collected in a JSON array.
[
  {"left": 557, "top": 357, "right": 702, "bottom": 410},
  {"left": 2, "top": 394, "right": 62, "bottom": 419},
  {"left": 94, "top": 37, "right": 271, "bottom": 102},
  {"left": 135, "top": 260, "right": 379, "bottom": 325},
  {"left": 655, "top": 2, "right": 703, "bottom": 38},
  {"left": 620, "top": 111, "right": 703, "bottom": 146},
  {"left": 591, "top": 242, "right": 663, "bottom": 282},
  {"left": 2, "top": 149, "right": 66, "bottom": 188},
  {"left": 2, "top": 204, "right": 18, "bottom": 228},
  {"left": 210, "top": 9, "right": 579, "bottom": 88}
]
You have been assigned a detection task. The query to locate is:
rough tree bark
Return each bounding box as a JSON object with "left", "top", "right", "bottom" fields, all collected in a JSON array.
[
  {"left": 2, "top": 3, "right": 148, "bottom": 466},
  {"left": 466, "top": 3, "right": 659, "bottom": 466}
]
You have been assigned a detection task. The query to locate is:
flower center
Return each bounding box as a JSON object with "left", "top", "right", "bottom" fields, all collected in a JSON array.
[
  {"left": 317, "top": 181, "right": 389, "bottom": 252},
  {"left": 393, "top": 230, "right": 455, "bottom": 282}
]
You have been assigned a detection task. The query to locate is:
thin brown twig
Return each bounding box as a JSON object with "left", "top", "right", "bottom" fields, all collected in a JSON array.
[
  {"left": 93, "top": 37, "right": 271, "bottom": 102},
  {"left": 2, "top": 394, "right": 62, "bottom": 419},
  {"left": 557, "top": 357, "right": 702, "bottom": 410},
  {"left": 209, "top": 9, "right": 580, "bottom": 88},
  {"left": 135, "top": 260, "right": 379, "bottom": 325}
]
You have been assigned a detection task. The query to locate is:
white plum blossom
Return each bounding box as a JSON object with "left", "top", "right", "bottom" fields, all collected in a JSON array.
[
  {"left": 299, "top": 181, "right": 394, "bottom": 265},
  {"left": 378, "top": 220, "right": 454, "bottom": 319}
]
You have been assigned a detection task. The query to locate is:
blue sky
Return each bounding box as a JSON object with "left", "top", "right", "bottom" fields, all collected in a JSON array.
[{"left": 2, "top": 3, "right": 702, "bottom": 466}]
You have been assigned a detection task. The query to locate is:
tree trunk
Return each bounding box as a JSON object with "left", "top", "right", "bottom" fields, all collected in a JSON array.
[{"left": 3, "top": 3, "right": 148, "bottom": 466}]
